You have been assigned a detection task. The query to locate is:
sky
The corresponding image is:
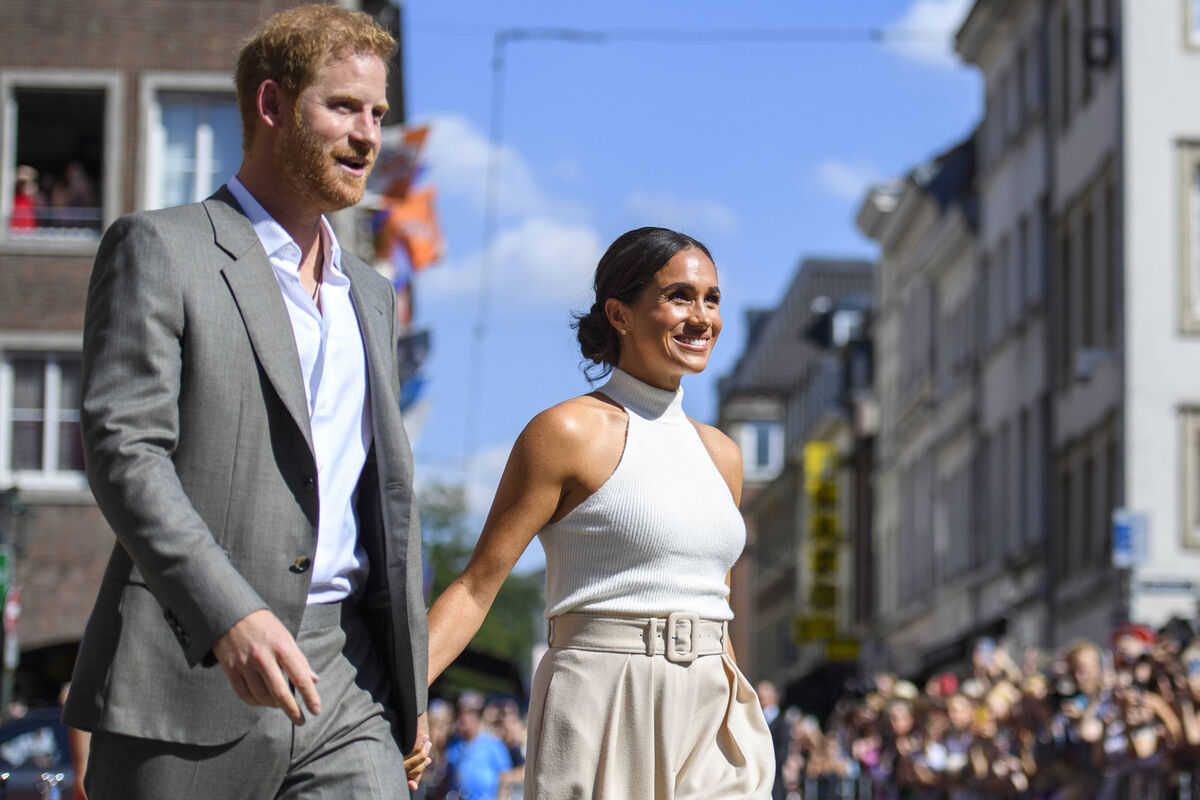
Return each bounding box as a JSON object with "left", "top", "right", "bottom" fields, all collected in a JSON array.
[{"left": 397, "top": 0, "right": 982, "bottom": 570}]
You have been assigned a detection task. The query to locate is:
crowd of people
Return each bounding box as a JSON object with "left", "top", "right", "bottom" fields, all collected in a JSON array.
[
  {"left": 9, "top": 161, "right": 99, "bottom": 233},
  {"left": 765, "top": 621, "right": 1200, "bottom": 799}
]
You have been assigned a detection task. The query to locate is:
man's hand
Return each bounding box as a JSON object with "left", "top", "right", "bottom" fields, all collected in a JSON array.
[
  {"left": 405, "top": 712, "right": 432, "bottom": 791},
  {"left": 212, "top": 609, "right": 320, "bottom": 725}
]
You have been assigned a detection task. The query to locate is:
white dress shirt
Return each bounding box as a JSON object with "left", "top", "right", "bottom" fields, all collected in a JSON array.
[{"left": 227, "top": 177, "right": 371, "bottom": 604}]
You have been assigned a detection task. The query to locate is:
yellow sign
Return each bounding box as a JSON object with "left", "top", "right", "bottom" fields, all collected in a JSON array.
[
  {"left": 826, "top": 638, "right": 860, "bottom": 662},
  {"left": 802, "top": 441, "right": 842, "bottom": 641},
  {"left": 793, "top": 615, "right": 836, "bottom": 642},
  {"left": 803, "top": 441, "right": 836, "bottom": 494}
]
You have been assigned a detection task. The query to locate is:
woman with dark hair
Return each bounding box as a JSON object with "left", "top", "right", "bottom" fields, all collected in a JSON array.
[{"left": 425, "top": 227, "right": 774, "bottom": 798}]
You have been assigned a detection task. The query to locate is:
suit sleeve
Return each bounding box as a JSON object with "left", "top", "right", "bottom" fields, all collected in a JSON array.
[
  {"left": 390, "top": 285, "right": 429, "bottom": 717},
  {"left": 82, "top": 215, "right": 267, "bottom": 666}
]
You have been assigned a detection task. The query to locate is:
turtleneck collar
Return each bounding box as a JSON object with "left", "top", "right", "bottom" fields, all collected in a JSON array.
[{"left": 599, "top": 368, "right": 686, "bottom": 423}]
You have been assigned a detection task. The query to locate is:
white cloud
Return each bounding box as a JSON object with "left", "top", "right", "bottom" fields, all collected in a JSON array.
[
  {"left": 417, "top": 217, "right": 604, "bottom": 308},
  {"left": 460, "top": 440, "right": 514, "bottom": 521},
  {"left": 417, "top": 112, "right": 548, "bottom": 215},
  {"left": 624, "top": 189, "right": 739, "bottom": 237},
  {"left": 885, "top": 0, "right": 972, "bottom": 70},
  {"left": 815, "top": 158, "right": 886, "bottom": 203}
]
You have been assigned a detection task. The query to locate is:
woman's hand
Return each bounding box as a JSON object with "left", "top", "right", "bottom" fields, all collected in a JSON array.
[{"left": 404, "top": 713, "right": 432, "bottom": 791}]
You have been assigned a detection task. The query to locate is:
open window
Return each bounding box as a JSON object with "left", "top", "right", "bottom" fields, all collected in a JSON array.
[{"left": 1, "top": 70, "right": 122, "bottom": 248}]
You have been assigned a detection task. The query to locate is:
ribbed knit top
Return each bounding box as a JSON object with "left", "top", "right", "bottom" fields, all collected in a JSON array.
[{"left": 539, "top": 368, "right": 745, "bottom": 621}]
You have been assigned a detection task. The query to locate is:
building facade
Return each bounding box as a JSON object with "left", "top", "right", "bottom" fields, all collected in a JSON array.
[
  {"left": 857, "top": 0, "right": 1200, "bottom": 676},
  {"left": 717, "top": 257, "right": 873, "bottom": 699},
  {"left": 858, "top": 136, "right": 982, "bottom": 678}
]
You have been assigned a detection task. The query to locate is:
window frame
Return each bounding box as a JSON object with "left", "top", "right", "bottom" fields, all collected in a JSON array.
[
  {"left": 138, "top": 72, "right": 241, "bottom": 212},
  {"left": 1179, "top": 143, "right": 1200, "bottom": 333},
  {"left": 1185, "top": 0, "right": 1200, "bottom": 49},
  {"left": 737, "top": 420, "right": 784, "bottom": 482},
  {"left": 0, "top": 69, "right": 123, "bottom": 255},
  {"left": 0, "top": 333, "right": 87, "bottom": 492},
  {"left": 1182, "top": 409, "right": 1200, "bottom": 548}
]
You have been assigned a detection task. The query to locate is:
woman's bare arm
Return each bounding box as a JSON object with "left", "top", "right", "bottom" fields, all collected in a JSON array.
[{"left": 426, "top": 397, "right": 623, "bottom": 683}]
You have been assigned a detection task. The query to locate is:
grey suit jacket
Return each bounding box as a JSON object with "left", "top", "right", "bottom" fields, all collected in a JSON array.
[{"left": 63, "top": 187, "right": 428, "bottom": 750}]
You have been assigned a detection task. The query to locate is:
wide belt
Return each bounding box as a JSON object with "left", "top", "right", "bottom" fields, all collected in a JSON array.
[{"left": 547, "top": 612, "right": 728, "bottom": 664}]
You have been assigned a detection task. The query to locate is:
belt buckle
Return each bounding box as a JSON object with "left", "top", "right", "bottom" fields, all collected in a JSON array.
[{"left": 665, "top": 612, "right": 700, "bottom": 664}]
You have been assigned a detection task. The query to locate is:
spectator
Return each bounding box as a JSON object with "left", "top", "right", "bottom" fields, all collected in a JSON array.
[
  {"left": 443, "top": 692, "right": 514, "bottom": 800},
  {"left": 10, "top": 165, "right": 39, "bottom": 231},
  {"left": 756, "top": 679, "right": 789, "bottom": 800}
]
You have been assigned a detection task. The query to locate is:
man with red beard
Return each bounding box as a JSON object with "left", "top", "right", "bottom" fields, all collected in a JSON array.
[{"left": 63, "top": 6, "right": 430, "bottom": 797}]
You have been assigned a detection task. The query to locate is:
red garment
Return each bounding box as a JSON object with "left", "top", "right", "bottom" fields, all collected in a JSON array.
[{"left": 10, "top": 192, "right": 36, "bottom": 230}]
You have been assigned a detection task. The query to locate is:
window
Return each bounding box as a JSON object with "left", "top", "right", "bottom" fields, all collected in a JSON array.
[
  {"left": 0, "top": 351, "right": 85, "bottom": 489},
  {"left": 738, "top": 420, "right": 783, "bottom": 482},
  {"left": 1180, "top": 145, "right": 1200, "bottom": 333},
  {"left": 1017, "top": 214, "right": 1031, "bottom": 319},
  {"left": 1016, "top": 46, "right": 1028, "bottom": 129},
  {"left": 1058, "top": 468, "right": 1073, "bottom": 576},
  {"left": 1018, "top": 408, "right": 1030, "bottom": 547},
  {"left": 1082, "top": 203, "right": 1095, "bottom": 346},
  {"left": 1, "top": 70, "right": 122, "bottom": 247},
  {"left": 1059, "top": 223, "right": 1073, "bottom": 383},
  {"left": 1082, "top": 0, "right": 1094, "bottom": 104},
  {"left": 1082, "top": 455, "right": 1095, "bottom": 565},
  {"left": 998, "top": 71, "right": 1012, "bottom": 145},
  {"left": 1025, "top": 42, "right": 1041, "bottom": 117},
  {"left": 997, "top": 421, "right": 1011, "bottom": 555},
  {"left": 1183, "top": 410, "right": 1200, "bottom": 547},
  {"left": 140, "top": 75, "right": 242, "bottom": 210},
  {"left": 1187, "top": 0, "right": 1200, "bottom": 48},
  {"left": 1060, "top": 11, "right": 1072, "bottom": 130},
  {"left": 989, "top": 242, "right": 1006, "bottom": 344},
  {"left": 1104, "top": 178, "right": 1118, "bottom": 345}
]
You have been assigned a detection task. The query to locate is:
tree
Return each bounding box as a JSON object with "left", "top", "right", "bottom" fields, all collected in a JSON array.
[{"left": 421, "top": 481, "right": 543, "bottom": 701}]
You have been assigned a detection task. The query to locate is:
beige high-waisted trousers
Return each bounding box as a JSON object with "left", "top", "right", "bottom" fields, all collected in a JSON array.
[{"left": 523, "top": 613, "right": 775, "bottom": 799}]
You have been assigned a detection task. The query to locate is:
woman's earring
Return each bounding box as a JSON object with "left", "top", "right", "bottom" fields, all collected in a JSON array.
[{"left": 620, "top": 329, "right": 628, "bottom": 335}]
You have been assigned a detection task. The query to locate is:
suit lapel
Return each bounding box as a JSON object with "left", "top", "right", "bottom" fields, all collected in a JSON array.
[
  {"left": 345, "top": 256, "right": 393, "bottom": 417},
  {"left": 205, "top": 188, "right": 314, "bottom": 458},
  {"left": 345, "top": 257, "right": 414, "bottom": 488}
]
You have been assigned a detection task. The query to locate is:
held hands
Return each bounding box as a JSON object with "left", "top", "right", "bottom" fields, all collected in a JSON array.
[
  {"left": 212, "top": 609, "right": 320, "bottom": 725},
  {"left": 404, "top": 712, "right": 432, "bottom": 791}
]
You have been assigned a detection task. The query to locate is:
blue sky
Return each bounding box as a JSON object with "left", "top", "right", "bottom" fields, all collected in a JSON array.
[{"left": 397, "top": 0, "right": 980, "bottom": 568}]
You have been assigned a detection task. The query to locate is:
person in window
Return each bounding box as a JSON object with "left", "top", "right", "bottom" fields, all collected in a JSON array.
[
  {"left": 49, "top": 161, "right": 99, "bottom": 230},
  {"left": 10, "top": 165, "right": 39, "bottom": 231},
  {"left": 425, "top": 227, "right": 774, "bottom": 798}
]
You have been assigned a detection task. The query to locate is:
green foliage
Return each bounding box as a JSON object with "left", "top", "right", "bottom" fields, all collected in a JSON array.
[{"left": 421, "top": 481, "right": 543, "bottom": 693}]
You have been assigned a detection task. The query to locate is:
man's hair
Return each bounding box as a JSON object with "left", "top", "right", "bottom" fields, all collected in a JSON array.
[{"left": 235, "top": 3, "right": 397, "bottom": 151}]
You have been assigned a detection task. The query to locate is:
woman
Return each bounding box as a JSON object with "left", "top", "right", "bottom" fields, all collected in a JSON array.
[{"left": 426, "top": 227, "right": 774, "bottom": 798}]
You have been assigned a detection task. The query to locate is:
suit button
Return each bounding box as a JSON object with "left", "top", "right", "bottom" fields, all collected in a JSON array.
[
  {"left": 290, "top": 556, "right": 312, "bottom": 574},
  {"left": 302, "top": 477, "right": 316, "bottom": 492}
]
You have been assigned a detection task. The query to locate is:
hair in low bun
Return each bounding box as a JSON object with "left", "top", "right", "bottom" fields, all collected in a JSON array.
[{"left": 570, "top": 227, "right": 713, "bottom": 381}]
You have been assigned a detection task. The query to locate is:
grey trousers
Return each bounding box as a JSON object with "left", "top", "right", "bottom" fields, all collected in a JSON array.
[{"left": 84, "top": 601, "right": 410, "bottom": 800}]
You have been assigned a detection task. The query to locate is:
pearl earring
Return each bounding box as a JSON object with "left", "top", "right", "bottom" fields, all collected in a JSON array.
[{"left": 620, "top": 329, "right": 628, "bottom": 335}]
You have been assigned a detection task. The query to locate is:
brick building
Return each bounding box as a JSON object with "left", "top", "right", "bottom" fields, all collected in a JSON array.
[{"left": 0, "top": 0, "right": 403, "bottom": 705}]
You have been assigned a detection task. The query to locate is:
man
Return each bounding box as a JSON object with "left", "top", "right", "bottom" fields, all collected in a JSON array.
[
  {"left": 756, "top": 680, "right": 789, "bottom": 800},
  {"left": 62, "top": 5, "right": 429, "bottom": 797},
  {"left": 442, "top": 692, "right": 514, "bottom": 800}
]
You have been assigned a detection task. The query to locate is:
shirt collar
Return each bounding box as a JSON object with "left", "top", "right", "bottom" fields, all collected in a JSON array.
[{"left": 226, "top": 176, "right": 344, "bottom": 278}]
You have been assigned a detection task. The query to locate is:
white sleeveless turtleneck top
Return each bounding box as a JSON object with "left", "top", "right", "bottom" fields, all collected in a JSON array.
[{"left": 538, "top": 368, "right": 746, "bottom": 621}]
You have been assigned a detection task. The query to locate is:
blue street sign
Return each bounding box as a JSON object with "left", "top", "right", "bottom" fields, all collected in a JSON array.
[{"left": 1112, "top": 509, "right": 1149, "bottom": 568}]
